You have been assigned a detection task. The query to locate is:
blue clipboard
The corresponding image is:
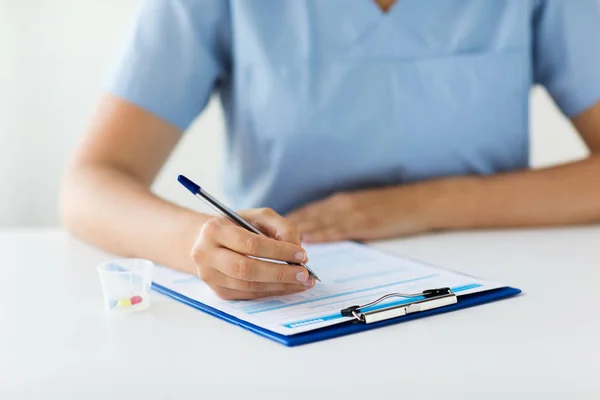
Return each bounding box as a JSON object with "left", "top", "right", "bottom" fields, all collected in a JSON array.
[{"left": 151, "top": 282, "right": 522, "bottom": 347}]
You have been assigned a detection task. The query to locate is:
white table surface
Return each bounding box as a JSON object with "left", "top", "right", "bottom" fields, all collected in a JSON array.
[{"left": 1, "top": 227, "right": 598, "bottom": 399}]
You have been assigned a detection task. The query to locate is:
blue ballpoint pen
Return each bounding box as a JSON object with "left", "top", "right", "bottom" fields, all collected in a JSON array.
[{"left": 177, "top": 175, "right": 321, "bottom": 282}]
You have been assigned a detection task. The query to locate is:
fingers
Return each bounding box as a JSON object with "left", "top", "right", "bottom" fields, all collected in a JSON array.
[
  {"left": 287, "top": 200, "right": 342, "bottom": 242},
  {"left": 241, "top": 208, "right": 302, "bottom": 245},
  {"left": 286, "top": 202, "right": 323, "bottom": 226},
  {"left": 210, "top": 219, "right": 308, "bottom": 264},
  {"left": 200, "top": 258, "right": 314, "bottom": 293},
  {"left": 209, "top": 247, "right": 314, "bottom": 285},
  {"left": 293, "top": 218, "right": 330, "bottom": 239},
  {"left": 288, "top": 208, "right": 326, "bottom": 234},
  {"left": 287, "top": 197, "right": 333, "bottom": 225},
  {"left": 191, "top": 209, "right": 317, "bottom": 301}
]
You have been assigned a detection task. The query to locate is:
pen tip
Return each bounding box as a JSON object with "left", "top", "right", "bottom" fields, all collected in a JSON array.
[{"left": 177, "top": 175, "right": 200, "bottom": 194}]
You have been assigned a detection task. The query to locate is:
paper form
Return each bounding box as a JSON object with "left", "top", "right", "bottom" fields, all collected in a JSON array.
[{"left": 152, "top": 242, "right": 504, "bottom": 335}]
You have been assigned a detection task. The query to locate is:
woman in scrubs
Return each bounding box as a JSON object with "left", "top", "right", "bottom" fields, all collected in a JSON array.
[{"left": 60, "top": 0, "right": 600, "bottom": 300}]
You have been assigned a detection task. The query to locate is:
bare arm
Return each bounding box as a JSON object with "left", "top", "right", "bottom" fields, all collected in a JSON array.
[
  {"left": 288, "top": 102, "right": 600, "bottom": 242},
  {"left": 60, "top": 94, "right": 207, "bottom": 274},
  {"left": 61, "top": 94, "right": 313, "bottom": 299},
  {"left": 436, "top": 101, "right": 600, "bottom": 231}
]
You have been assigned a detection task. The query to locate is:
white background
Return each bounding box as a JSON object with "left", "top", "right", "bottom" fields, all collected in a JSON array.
[{"left": 0, "top": 0, "right": 591, "bottom": 228}]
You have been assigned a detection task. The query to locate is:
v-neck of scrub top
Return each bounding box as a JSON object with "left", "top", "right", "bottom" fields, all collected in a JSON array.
[
  {"left": 238, "top": 1, "right": 517, "bottom": 65},
  {"left": 371, "top": 0, "right": 398, "bottom": 14},
  {"left": 297, "top": 0, "right": 406, "bottom": 59}
]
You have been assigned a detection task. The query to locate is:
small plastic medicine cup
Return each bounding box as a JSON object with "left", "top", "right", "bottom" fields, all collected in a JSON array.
[{"left": 97, "top": 258, "right": 154, "bottom": 313}]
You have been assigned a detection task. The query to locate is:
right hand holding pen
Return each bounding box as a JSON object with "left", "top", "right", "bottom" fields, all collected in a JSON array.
[{"left": 191, "top": 208, "right": 316, "bottom": 300}]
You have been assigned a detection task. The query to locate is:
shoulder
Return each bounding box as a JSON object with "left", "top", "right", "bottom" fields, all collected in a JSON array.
[{"left": 532, "top": 0, "right": 600, "bottom": 117}]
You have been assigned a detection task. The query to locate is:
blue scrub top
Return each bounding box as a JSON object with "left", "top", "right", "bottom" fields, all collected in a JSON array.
[{"left": 106, "top": 0, "right": 600, "bottom": 214}]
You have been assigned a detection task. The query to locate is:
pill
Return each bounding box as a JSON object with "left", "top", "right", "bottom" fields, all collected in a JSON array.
[
  {"left": 131, "top": 295, "right": 143, "bottom": 305},
  {"left": 118, "top": 298, "right": 132, "bottom": 307},
  {"left": 108, "top": 299, "right": 118, "bottom": 309}
]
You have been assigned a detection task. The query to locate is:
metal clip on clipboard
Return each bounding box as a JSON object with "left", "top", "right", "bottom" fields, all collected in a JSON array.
[{"left": 340, "top": 287, "right": 457, "bottom": 324}]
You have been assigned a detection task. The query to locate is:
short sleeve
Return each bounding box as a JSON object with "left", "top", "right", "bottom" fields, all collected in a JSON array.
[
  {"left": 103, "top": 0, "right": 230, "bottom": 130},
  {"left": 533, "top": 0, "right": 600, "bottom": 117}
]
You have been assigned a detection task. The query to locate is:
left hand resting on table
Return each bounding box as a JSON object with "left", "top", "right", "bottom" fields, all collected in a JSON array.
[{"left": 286, "top": 184, "right": 440, "bottom": 243}]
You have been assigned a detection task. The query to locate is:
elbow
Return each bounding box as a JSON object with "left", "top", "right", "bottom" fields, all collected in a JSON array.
[
  {"left": 58, "top": 171, "right": 77, "bottom": 234},
  {"left": 58, "top": 163, "right": 87, "bottom": 238}
]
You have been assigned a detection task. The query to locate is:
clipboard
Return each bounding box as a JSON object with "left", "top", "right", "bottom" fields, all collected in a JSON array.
[{"left": 151, "top": 282, "right": 521, "bottom": 347}]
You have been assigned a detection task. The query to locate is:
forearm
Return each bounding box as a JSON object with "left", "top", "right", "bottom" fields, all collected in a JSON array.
[
  {"left": 426, "top": 155, "right": 600, "bottom": 231},
  {"left": 60, "top": 163, "right": 209, "bottom": 274}
]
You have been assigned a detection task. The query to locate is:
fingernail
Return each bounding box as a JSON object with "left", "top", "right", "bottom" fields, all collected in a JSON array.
[
  {"left": 303, "top": 279, "right": 314, "bottom": 287},
  {"left": 296, "top": 271, "right": 308, "bottom": 282},
  {"left": 295, "top": 251, "right": 307, "bottom": 262}
]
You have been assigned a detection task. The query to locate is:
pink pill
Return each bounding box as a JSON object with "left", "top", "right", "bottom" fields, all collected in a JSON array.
[{"left": 130, "top": 295, "right": 143, "bottom": 305}]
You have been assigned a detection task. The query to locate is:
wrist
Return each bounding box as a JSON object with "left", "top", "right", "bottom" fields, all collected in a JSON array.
[
  {"left": 170, "top": 210, "right": 212, "bottom": 275},
  {"left": 417, "top": 176, "right": 482, "bottom": 232}
]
